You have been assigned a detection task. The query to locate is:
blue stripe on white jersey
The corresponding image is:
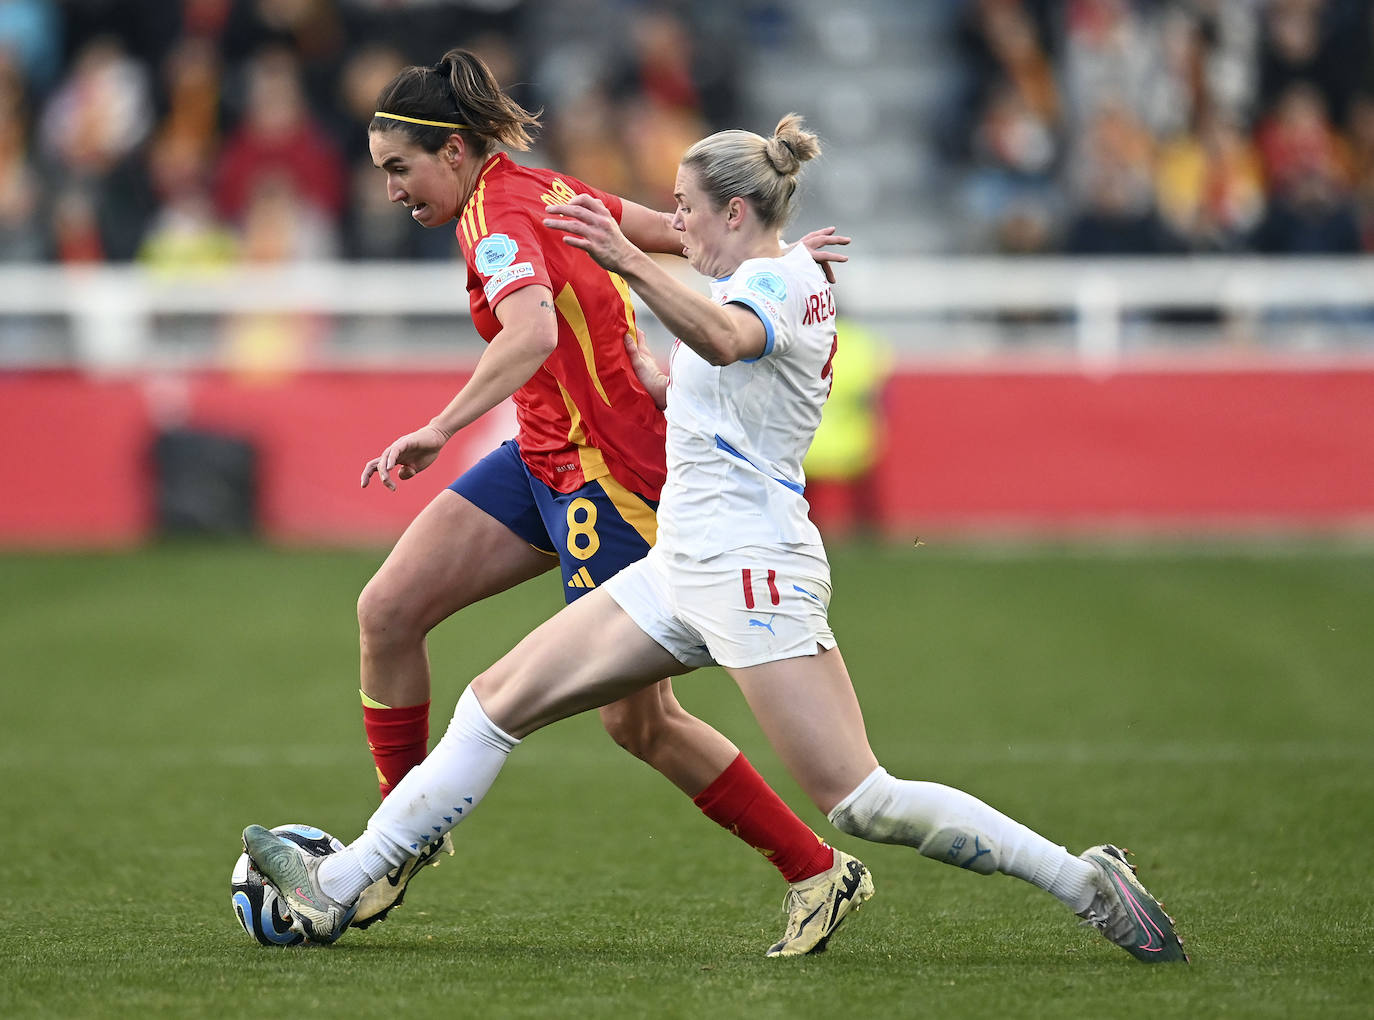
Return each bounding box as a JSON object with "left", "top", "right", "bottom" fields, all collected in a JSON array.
[
  {"left": 714, "top": 435, "right": 804, "bottom": 493},
  {"left": 725, "top": 295, "right": 777, "bottom": 360}
]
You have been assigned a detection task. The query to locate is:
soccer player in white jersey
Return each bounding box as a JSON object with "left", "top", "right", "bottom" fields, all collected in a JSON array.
[{"left": 244, "top": 114, "right": 1187, "bottom": 963}]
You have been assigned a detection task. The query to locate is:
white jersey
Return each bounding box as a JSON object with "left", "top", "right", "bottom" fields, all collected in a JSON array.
[{"left": 657, "top": 241, "right": 838, "bottom": 558}]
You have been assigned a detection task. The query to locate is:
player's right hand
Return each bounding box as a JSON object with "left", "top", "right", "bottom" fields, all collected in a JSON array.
[{"left": 361, "top": 424, "right": 452, "bottom": 490}]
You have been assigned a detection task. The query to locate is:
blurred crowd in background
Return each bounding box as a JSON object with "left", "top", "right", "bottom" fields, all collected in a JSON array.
[
  {"left": 947, "top": 0, "right": 1374, "bottom": 255},
  {"left": 0, "top": 0, "right": 744, "bottom": 266},
  {"left": 1, "top": 0, "right": 1373, "bottom": 268}
]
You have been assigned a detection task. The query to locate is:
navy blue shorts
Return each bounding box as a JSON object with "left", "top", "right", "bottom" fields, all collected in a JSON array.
[{"left": 449, "top": 440, "right": 658, "bottom": 603}]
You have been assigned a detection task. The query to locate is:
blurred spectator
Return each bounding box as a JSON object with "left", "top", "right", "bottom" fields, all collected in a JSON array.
[
  {"left": 1347, "top": 92, "right": 1374, "bottom": 249},
  {"left": 1252, "top": 80, "right": 1361, "bottom": 253},
  {"left": 1063, "top": 102, "right": 1178, "bottom": 254},
  {"left": 39, "top": 34, "right": 153, "bottom": 170},
  {"left": 1155, "top": 113, "right": 1267, "bottom": 251},
  {"left": 1060, "top": 0, "right": 1157, "bottom": 131},
  {"left": 1256, "top": 81, "right": 1352, "bottom": 193},
  {"left": 607, "top": 5, "right": 737, "bottom": 130},
  {"left": 952, "top": 0, "right": 1062, "bottom": 249},
  {"left": 964, "top": 81, "right": 1060, "bottom": 250},
  {"left": 0, "top": 0, "right": 62, "bottom": 94},
  {"left": 1141, "top": 4, "right": 1209, "bottom": 139},
  {"left": 213, "top": 44, "right": 345, "bottom": 248},
  {"left": 218, "top": 173, "right": 334, "bottom": 378},
  {"left": 153, "top": 36, "right": 222, "bottom": 163},
  {"left": 136, "top": 183, "right": 238, "bottom": 272},
  {"left": 135, "top": 34, "right": 238, "bottom": 273},
  {"left": 218, "top": 0, "right": 349, "bottom": 116},
  {"left": 603, "top": 7, "right": 719, "bottom": 209},
  {"left": 546, "top": 82, "right": 634, "bottom": 198},
  {"left": 980, "top": 0, "right": 1060, "bottom": 129},
  {"left": 0, "top": 50, "right": 47, "bottom": 261},
  {"left": 978, "top": 82, "right": 1058, "bottom": 181},
  {"left": 239, "top": 173, "right": 337, "bottom": 263},
  {"left": 948, "top": 0, "right": 1056, "bottom": 153},
  {"left": 1258, "top": 0, "right": 1367, "bottom": 128},
  {"left": 38, "top": 34, "right": 155, "bottom": 260},
  {"left": 619, "top": 94, "right": 707, "bottom": 211}
]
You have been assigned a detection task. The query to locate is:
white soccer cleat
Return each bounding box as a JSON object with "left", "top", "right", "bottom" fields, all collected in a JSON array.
[
  {"left": 766, "top": 849, "right": 875, "bottom": 957},
  {"left": 351, "top": 832, "right": 455, "bottom": 929}
]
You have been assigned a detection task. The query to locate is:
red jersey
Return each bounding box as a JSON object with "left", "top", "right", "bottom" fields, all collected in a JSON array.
[{"left": 456, "top": 153, "right": 667, "bottom": 500}]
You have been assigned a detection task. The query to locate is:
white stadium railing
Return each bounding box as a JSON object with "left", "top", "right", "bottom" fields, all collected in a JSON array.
[{"left": 3, "top": 257, "right": 1374, "bottom": 371}]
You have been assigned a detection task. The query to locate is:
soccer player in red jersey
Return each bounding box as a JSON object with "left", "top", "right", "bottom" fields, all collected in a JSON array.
[{"left": 346, "top": 47, "right": 863, "bottom": 954}]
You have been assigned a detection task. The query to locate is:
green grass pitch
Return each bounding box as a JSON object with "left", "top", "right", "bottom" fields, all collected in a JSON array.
[{"left": 1, "top": 539, "right": 1371, "bottom": 1018}]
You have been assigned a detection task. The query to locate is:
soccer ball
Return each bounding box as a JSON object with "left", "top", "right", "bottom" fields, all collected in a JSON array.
[{"left": 230, "top": 823, "right": 344, "bottom": 946}]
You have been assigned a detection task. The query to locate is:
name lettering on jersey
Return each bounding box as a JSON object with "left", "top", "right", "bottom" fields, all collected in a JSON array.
[
  {"left": 539, "top": 177, "right": 578, "bottom": 208},
  {"left": 802, "top": 286, "right": 835, "bottom": 326},
  {"left": 482, "top": 262, "right": 535, "bottom": 301},
  {"left": 475, "top": 233, "right": 520, "bottom": 275}
]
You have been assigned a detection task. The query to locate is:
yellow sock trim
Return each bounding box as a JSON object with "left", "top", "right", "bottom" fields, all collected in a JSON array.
[{"left": 360, "top": 689, "right": 392, "bottom": 710}]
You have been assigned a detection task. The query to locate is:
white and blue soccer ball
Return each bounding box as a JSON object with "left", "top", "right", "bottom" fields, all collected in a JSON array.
[{"left": 230, "top": 823, "right": 344, "bottom": 946}]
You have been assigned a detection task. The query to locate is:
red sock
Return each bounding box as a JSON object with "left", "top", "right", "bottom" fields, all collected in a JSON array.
[
  {"left": 693, "top": 753, "right": 835, "bottom": 883},
  {"left": 362, "top": 698, "right": 429, "bottom": 798}
]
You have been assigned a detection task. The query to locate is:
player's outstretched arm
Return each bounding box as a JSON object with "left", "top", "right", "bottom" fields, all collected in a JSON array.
[
  {"left": 618, "top": 199, "right": 684, "bottom": 257},
  {"left": 619, "top": 199, "right": 850, "bottom": 283},
  {"left": 545, "top": 195, "right": 765, "bottom": 366}
]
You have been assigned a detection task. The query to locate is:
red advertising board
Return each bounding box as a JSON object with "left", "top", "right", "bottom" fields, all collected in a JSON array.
[{"left": 3, "top": 364, "right": 1370, "bottom": 546}]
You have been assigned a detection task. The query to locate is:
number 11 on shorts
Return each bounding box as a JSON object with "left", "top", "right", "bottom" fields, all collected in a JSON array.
[{"left": 740, "top": 568, "right": 780, "bottom": 610}]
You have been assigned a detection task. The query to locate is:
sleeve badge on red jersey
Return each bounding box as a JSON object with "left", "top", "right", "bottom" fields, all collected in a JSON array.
[{"left": 475, "top": 233, "right": 520, "bottom": 276}]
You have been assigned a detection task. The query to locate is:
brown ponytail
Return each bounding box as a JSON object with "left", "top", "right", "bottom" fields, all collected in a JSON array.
[{"left": 371, "top": 47, "right": 541, "bottom": 157}]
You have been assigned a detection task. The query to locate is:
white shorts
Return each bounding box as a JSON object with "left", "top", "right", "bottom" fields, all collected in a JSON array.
[{"left": 604, "top": 542, "right": 837, "bottom": 669}]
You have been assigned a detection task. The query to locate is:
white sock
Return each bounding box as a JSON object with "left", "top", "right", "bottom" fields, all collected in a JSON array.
[
  {"left": 828, "top": 767, "right": 1097, "bottom": 912},
  {"left": 318, "top": 686, "right": 520, "bottom": 903}
]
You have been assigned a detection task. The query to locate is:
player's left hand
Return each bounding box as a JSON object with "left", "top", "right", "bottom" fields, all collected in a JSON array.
[
  {"left": 544, "top": 194, "right": 638, "bottom": 272},
  {"left": 796, "top": 226, "right": 850, "bottom": 284},
  {"left": 624, "top": 329, "right": 669, "bottom": 411},
  {"left": 360, "top": 423, "right": 452, "bottom": 491}
]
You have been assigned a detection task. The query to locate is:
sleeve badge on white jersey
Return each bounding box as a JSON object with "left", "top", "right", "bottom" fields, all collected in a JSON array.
[
  {"left": 745, "top": 271, "right": 788, "bottom": 302},
  {"left": 474, "top": 233, "right": 520, "bottom": 276}
]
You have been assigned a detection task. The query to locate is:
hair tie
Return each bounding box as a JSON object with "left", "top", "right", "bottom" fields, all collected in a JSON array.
[{"left": 433, "top": 59, "right": 449, "bottom": 75}]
